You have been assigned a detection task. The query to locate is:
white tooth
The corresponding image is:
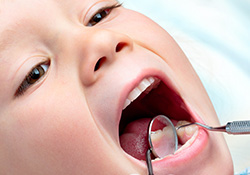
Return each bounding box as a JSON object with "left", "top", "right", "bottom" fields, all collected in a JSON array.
[
  {"left": 123, "top": 77, "right": 160, "bottom": 110},
  {"left": 150, "top": 130, "right": 163, "bottom": 142},
  {"left": 123, "top": 99, "right": 131, "bottom": 110},
  {"left": 151, "top": 126, "right": 173, "bottom": 142},
  {"left": 138, "top": 78, "right": 151, "bottom": 92},
  {"left": 148, "top": 77, "right": 155, "bottom": 84},
  {"left": 175, "top": 129, "right": 198, "bottom": 154},
  {"left": 176, "top": 120, "right": 198, "bottom": 137},
  {"left": 176, "top": 121, "right": 190, "bottom": 129},
  {"left": 185, "top": 125, "right": 198, "bottom": 136},
  {"left": 153, "top": 78, "right": 161, "bottom": 88},
  {"left": 144, "top": 77, "right": 155, "bottom": 93},
  {"left": 128, "top": 87, "right": 142, "bottom": 102},
  {"left": 175, "top": 120, "right": 199, "bottom": 154}
]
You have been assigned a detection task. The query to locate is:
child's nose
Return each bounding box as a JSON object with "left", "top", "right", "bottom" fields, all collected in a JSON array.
[{"left": 78, "top": 29, "right": 133, "bottom": 86}]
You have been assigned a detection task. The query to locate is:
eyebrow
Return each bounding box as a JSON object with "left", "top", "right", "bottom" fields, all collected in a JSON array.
[
  {"left": 0, "top": 18, "right": 29, "bottom": 63},
  {"left": 0, "top": 27, "right": 16, "bottom": 55},
  {"left": 0, "top": 7, "right": 18, "bottom": 54},
  {"left": 0, "top": 9, "right": 34, "bottom": 54}
]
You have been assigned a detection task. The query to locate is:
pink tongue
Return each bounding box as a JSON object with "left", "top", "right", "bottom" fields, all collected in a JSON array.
[{"left": 119, "top": 118, "right": 151, "bottom": 161}]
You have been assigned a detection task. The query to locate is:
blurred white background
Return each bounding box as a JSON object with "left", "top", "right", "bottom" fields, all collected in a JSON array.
[{"left": 122, "top": 0, "right": 250, "bottom": 173}]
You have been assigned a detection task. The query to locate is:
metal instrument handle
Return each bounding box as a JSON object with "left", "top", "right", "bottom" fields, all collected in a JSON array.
[
  {"left": 146, "top": 149, "right": 154, "bottom": 175},
  {"left": 226, "top": 121, "right": 250, "bottom": 135}
]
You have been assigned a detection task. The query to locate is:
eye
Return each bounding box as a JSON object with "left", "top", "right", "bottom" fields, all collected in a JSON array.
[
  {"left": 15, "top": 60, "right": 50, "bottom": 97},
  {"left": 87, "top": 3, "right": 122, "bottom": 27}
]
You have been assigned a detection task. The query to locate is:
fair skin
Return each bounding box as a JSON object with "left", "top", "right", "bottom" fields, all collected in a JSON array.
[{"left": 0, "top": 0, "right": 233, "bottom": 174}]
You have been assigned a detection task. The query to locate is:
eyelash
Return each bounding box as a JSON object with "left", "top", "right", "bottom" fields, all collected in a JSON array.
[
  {"left": 15, "top": 60, "right": 50, "bottom": 97},
  {"left": 87, "top": 2, "right": 122, "bottom": 26},
  {"left": 14, "top": 3, "right": 121, "bottom": 97}
]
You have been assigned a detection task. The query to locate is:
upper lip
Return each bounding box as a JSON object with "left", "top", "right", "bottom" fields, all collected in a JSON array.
[{"left": 117, "top": 70, "right": 209, "bottom": 173}]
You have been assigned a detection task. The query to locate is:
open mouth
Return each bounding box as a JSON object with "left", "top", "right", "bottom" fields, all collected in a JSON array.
[{"left": 119, "top": 76, "right": 199, "bottom": 161}]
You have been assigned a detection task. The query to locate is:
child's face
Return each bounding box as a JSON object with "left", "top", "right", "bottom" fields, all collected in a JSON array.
[{"left": 0, "top": 0, "right": 233, "bottom": 174}]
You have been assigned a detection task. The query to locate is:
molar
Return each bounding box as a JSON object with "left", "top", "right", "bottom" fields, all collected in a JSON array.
[
  {"left": 176, "top": 120, "right": 198, "bottom": 142},
  {"left": 175, "top": 120, "right": 198, "bottom": 154}
]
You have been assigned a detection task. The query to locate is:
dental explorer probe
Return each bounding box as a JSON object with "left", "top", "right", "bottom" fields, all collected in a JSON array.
[{"left": 176, "top": 120, "right": 250, "bottom": 134}]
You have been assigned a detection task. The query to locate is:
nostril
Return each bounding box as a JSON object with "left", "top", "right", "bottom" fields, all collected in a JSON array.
[
  {"left": 116, "top": 42, "right": 127, "bottom": 52},
  {"left": 94, "top": 57, "right": 106, "bottom": 71}
]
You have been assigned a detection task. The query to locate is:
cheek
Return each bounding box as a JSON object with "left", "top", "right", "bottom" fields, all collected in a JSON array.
[{"left": 1, "top": 92, "right": 107, "bottom": 172}]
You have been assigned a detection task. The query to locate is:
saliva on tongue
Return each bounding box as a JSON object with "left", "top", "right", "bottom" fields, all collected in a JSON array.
[{"left": 119, "top": 118, "right": 151, "bottom": 161}]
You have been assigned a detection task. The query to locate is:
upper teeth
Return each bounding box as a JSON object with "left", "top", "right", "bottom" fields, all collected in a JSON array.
[{"left": 123, "top": 77, "right": 160, "bottom": 110}]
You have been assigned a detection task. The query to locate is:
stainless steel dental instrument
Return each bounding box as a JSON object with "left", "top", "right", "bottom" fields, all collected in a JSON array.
[
  {"left": 146, "top": 116, "right": 250, "bottom": 175},
  {"left": 146, "top": 149, "right": 154, "bottom": 175},
  {"left": 146, "top": 115, "right": 178, "bottom": 175},
  {"left": 176, "top": 120, "right": 250, "bottom": 134}
]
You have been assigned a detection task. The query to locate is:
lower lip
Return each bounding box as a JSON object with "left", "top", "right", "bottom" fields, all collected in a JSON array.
[{"left": 153, "top": 103, "right": 209, "bottom": 170}]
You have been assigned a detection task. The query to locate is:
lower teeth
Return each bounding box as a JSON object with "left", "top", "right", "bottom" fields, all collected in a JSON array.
[
  {"left": 151, "top": 120, "right": 198, "bottom": 148},
  {"left": 175, "top": 120, "right": 198, "bottom": 153},
  {"left": 149, "top": 120, "right": 199, "bottom": 158},
  {"left": 151, "top": 125, "right": 174, "bottom": 143}
]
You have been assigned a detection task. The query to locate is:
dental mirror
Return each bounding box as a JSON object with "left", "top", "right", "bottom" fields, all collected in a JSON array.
[
  {"left": 148, "top": 115, "right": 178, "bottom": 158},
  {"left": 146, "top": 115, "right": 178, "bottom": 175}
]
